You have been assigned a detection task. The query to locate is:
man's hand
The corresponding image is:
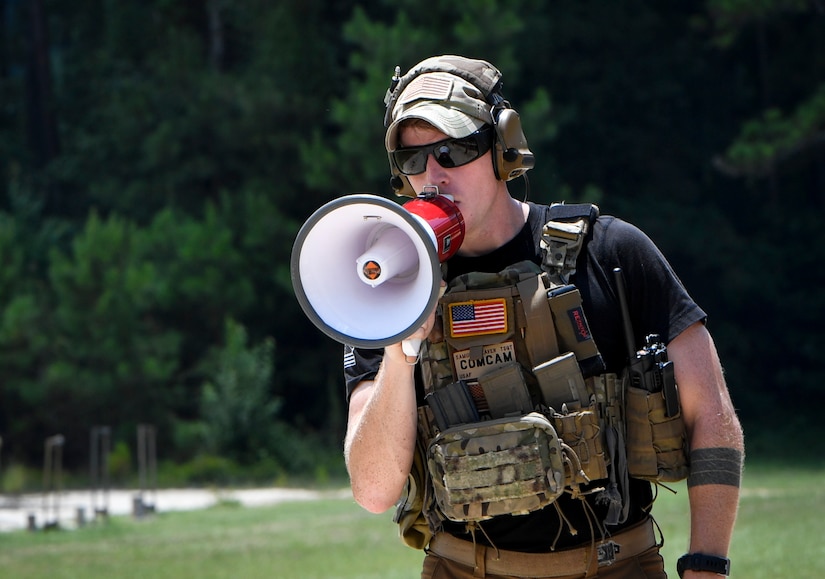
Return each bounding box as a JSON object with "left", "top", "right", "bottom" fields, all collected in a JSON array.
[{"left": 387, "top": 280, "right": 445, "bottom": 364}]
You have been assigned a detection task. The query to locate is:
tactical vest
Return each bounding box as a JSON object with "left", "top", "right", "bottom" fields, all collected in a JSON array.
[{"left": 394, "top": 204, "right": 688, "bottom": 550}]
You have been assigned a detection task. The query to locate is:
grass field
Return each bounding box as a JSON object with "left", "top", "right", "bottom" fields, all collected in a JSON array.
[{"left": 1, "top": 464, "right": 823, "bottom": 578}]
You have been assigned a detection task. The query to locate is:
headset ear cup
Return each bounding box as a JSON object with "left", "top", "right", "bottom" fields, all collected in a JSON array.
[
  {"left": 493, "top": 108, "right": 535, "bottom": 181},
  {"left": 492, "top": 140, "right": 507, "bottom": 182}
]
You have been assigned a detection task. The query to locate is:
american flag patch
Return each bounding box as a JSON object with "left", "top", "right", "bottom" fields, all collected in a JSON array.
[
  {"left": 448, "top": 299, "right": 508, "bottom": 338},
  {"left": 343, "top": 345, "right": 356, "bottom": 369}
]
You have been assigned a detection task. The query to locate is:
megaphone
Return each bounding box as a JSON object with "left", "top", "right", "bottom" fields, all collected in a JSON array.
[{"left": 291, "top": 189, "right": 464, "bottom": 353}]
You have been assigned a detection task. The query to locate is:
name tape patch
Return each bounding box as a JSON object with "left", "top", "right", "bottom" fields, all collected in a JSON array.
[{"left": 452, "top": 342, "right": 515, "bottom": 381}]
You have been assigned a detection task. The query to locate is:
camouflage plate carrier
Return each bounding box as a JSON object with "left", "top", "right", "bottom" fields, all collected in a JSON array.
[{"left": 394, "top": 204, "right": 688, "bottom": 550}]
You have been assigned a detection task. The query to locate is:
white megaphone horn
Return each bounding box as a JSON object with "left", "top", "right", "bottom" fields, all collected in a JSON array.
[{"left": 291, "top": 188, "right": 464, "bottom": 355}]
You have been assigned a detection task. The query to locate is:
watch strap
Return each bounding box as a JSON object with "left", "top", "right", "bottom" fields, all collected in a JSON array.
[{"left": 676, "top": 553, "right": 731, "bottom": 577}]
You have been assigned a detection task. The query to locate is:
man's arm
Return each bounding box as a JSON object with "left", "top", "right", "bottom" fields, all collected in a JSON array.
[
  {"left": 668, "top": 321, "right": 745, "bottom": 577},
  {"left": 344, "top": 315, "right": 436, "bottom": 514},
  {"left": 344, "top": 345, "right": 418, "bottom": 513}
]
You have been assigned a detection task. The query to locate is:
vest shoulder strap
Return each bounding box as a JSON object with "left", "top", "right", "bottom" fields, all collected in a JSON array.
[
  {"left": 540, "top": 203, "right": 599, "bottom": 283},
  {"left": 547, "top": 202, "right": 600, "bottom": 224}
]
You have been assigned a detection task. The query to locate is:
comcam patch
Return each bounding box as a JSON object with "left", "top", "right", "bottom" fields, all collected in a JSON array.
[{"left": 452, "top": 342, "right": 516, "bottom": 381}]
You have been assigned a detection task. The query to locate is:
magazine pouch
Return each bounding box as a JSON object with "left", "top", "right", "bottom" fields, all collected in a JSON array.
[{"left": 625, "top": 381, "right": 689, "bottom": 482}]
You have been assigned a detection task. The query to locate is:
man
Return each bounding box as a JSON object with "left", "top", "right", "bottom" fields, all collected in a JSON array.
[{"left": 343, "top": 55, "right": 744, "bottom": 578}]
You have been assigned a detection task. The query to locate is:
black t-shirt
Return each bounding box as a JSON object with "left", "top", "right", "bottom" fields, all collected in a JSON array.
[{"left": 343, "top": 202, "right": 706, "bottom": 552}]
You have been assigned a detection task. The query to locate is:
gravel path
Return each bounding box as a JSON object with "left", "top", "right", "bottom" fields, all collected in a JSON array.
[{"left": 0, "top": 487, "right": 353, "bottom": 532}]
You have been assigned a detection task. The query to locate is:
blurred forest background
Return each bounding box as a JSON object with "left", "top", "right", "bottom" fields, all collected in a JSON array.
[{"left": 1, "top": 0, "right": 823, "bottom": 488}]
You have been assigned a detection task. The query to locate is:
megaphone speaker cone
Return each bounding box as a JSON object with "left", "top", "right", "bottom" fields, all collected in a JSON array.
[{"left": 355, "top": 224, "right": 420, "bottom": 287}]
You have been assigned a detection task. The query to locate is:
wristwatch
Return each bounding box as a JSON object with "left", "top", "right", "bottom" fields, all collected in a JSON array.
[{"left": 676, "top": 553, "right": 731, "bottom": 577}]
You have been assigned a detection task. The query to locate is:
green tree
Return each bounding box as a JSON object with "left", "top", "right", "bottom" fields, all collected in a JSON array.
[
  {"left": 701, "top": 0, "right": 825, "bottom": 206},
  {"left": 45, "top": 211, "right": 182, "bottom": 455},
  {"left": 1, "top": 0, "right": 823, "bottom": 471},
  {"left": 198, "top": 318, "right": 279, "bottom": 464},
  {"left": 696, "top": 0, "right": 825, "bottom": 448},
  {"left": 303, "top": 0, "right": 559, "bottom": 204},
  {"left": 196, "top": 317, "right": 331, "bottom": 476}
]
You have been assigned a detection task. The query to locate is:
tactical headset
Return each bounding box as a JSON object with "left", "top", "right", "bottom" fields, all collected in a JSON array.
[{"left": 383, "top": 55, "right": 535, "bottom": 198}]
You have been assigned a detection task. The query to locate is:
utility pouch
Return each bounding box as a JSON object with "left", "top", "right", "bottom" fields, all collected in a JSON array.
[
  {"left": 625, "top": 382, "right": 689, "bottom": 482},
  {"left": 427, "top": 412, "right": 565, "bottom": 522}
]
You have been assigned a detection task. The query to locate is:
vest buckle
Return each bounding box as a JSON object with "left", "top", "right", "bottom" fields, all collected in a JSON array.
[{"left": 597, "top": 541, "right": 620, "bottom": 566}]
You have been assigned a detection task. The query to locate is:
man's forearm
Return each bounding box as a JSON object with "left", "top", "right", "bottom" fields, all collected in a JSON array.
[
  {"left": 686, "top": 479, "right": 740, "bottom": 555},
  {"left": 344, "top": 350, "right": 419, "bottom": 513},
  {"left": 682, "top": 409, "right": 744, "bottom": 576},
  {"left": 684, "top": 416, "right": 744, "bottom": 554}
]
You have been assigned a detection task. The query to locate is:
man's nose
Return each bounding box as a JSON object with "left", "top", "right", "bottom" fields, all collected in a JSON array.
[{"left": 425, "top": 154, "right": 449, "bottom": 183}]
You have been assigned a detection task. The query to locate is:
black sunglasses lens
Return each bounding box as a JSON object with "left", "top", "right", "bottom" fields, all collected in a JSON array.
[
  {"left": 440, "top": 138, "right": 481, "bottom": 168},
  {"left": 395, "top": 149, "right": 429, "bottom": 175},
  {"left": 394, "top": 130, "right": 490, "bottom": 176},
  {"left": 435, "top": 144, "right": 458, "bottom": 168}
]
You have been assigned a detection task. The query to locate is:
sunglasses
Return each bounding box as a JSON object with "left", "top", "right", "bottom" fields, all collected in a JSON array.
[{"left": 390, "top": 126, "right": 494, "bottom": 176}]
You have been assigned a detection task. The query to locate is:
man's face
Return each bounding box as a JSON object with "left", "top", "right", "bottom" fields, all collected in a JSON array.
[{"left": 398, "top": 124, "right": 501, "bottom": 243}]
